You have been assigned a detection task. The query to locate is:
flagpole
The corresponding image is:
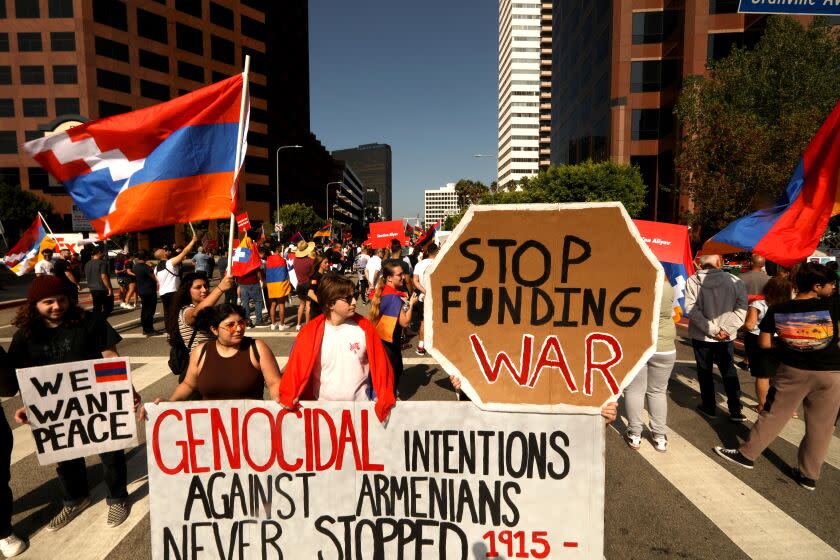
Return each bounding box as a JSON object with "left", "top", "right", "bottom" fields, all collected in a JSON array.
[
  {"left": 227, "top": 55, "right": 250, "bottom": 275},
  {"left": 37, "top": 211, "right": 60, "bottom": 245}
]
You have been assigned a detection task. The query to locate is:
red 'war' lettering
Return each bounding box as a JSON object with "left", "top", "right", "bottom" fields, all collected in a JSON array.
[
  {"left": 529, "top": 335, "right": 578, "bottom": 393},
  {"left": 470, "top": 333, "right": 533, "bottom": 385},
  {"left": 584, "top": 333, "right": 622, "bottom": 396}
]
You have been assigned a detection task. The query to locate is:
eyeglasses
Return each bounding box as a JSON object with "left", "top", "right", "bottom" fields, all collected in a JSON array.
[
  {"left": 335, "top": 295, "right": 357, "bottom": 305},
  {"left": 219, "top": 319, "right": 248, "bottom": 331}
]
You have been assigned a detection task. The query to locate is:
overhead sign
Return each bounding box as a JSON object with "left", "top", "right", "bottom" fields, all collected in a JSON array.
[
  {"left": 146, "top": 401, "right": 605, "bottom": 560},
  {"left": 427, "top": 203, "right": 662, "bottom": 413},
  {"left": 71, "top": 203, "right": 94, "bottom": 232},
  {"left": 16, "top": 357, "right": 138, "bottom": 465},
  {"left": 738, "top": 0, "right": 840, "bottom": 15}
]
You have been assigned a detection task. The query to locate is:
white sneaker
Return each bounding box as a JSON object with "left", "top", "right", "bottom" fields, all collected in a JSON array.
[
  {"left": 119, "top": 303, "right": 129, "bottom": 309},
  {"left": 652, "top": 434, "right": 668, "bottom": 453},
  {"left": 623, "top": 431, "right": 641, "bottom": 450},
  {"left": 0, "top": 534, "right": 28, "bottom": 557},
  {"left": 278, "top": 324, "right": 287, "bottom": 331},
  {"left": 296, "top": 324, "right": 302, "bottom": 331},
  {"left": 270, "top": 323, "right": 277, "bottom": 331}
]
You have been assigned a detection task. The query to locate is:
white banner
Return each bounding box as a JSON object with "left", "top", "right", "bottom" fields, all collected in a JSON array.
[
  {"left": 16, "top": 357, "right": 138, "bottom": 465},
  {"left": 146, "top": 401, "right": 605, "bottom": 559}
]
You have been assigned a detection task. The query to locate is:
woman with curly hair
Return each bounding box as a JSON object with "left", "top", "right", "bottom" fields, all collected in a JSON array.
[
  {"left": 6, "top": 276, "right": 139, "bottom": 534},
  {"left": 369, "top": 260, "right": 418, "bottom": 397}
]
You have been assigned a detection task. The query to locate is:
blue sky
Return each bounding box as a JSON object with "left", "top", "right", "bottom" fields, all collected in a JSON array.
[{"left": 309, "top": 0, "right": 498, "bottom": 220}]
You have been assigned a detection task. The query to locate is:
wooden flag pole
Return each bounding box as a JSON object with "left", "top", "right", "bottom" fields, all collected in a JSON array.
[
  {"left": 37, "top": 211, "right": 60, "bottom": 246},
  {"left": 227, "top": 55, "right": 251, "bottom": 275}
]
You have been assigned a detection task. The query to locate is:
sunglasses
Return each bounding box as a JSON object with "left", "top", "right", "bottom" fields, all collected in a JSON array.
[
  {"left": 335, "top": 295, "right": 357, "bottom": 305},
  {"left": 219, "top": 319, "right": 248, "bottom": 331}
]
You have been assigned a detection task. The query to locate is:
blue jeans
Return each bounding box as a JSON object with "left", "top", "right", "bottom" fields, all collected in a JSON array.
[
  {"left": 239, "top": 283, "right": 264, "bottom": 324},
  {"left": 692, "top": 339, "right": 742, "bottom": 415}
]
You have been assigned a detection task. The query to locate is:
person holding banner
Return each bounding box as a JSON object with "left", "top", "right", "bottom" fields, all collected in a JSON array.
[
  {"left": 154, "top": 235, "right": 198, "bottom": 320},
  {"left": 279, "top": 274, "right": 396, "bottom": 423},
  {"left": 168, "top": 272, "right": 234, "bottom": 353},
  {"left": 0, "top": 349, "right": 27, "bottom": 557},
  {"left": 161, "top": 304, "right": 281, "bottom": 401},
  {"left": 7, "top": 276, "right": 139, "bottom": 531},
  {"left": 370, "top": 260, "right": 418, "bottom": 397}
]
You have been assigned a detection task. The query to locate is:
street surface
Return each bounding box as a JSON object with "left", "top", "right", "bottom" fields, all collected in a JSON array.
[{"left": 1, "top": 287, "right": 838, "bottom": 560}]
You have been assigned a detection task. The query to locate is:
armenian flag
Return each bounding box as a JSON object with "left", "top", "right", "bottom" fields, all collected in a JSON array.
[
  {"left": 701, "top": 100, "right": 840, "bottom": 267},
  {"left": 289, "top": 231, "right": 305, "bottom": 244},
  {"left": 22, "top": 74, "right": 249, "bottom": 238},
  {"left": 94, "top": 360, "right": 128, "bottom": 383},
  {"left": 1, "top": 216, "right": 57, "bottom": 276},
  {"left": 313, "top": 223, "right": 332, "bottom": 238},
  {"left": 265, "top": 254, "right": 292, "bottom": 298},
  {"left": 414, "top": 220, "right": 440, "bottom": 250},
  {"left": 230, "top": 235, "right": 261, "bottom": 277}
]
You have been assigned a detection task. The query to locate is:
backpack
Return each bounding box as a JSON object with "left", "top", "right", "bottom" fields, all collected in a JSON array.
[{"left": 168, "top": 327, "right": 197, "bottom": 381}]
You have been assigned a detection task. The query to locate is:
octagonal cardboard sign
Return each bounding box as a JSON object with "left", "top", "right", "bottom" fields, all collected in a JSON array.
[{"left": 426, "top": 203, "right": 663, "bottom": 413}]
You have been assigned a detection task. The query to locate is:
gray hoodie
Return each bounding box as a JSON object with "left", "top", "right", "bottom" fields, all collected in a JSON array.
[{"left": 684, "top": 268, "right": 748, "bottom": 342}]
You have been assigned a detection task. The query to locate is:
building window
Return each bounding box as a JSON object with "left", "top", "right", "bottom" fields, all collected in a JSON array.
[
  {"left": 176, "top": 23, "right": 203, "bottom": 55},
  {"left": 28, "top": 167, "right": 49, "bottom": 188},
  {"left": 0, "top": 98, "right": 12, "bottom": 117},
  {"left": 48, "top": 0, "right": 73, "bottom": 17},
  {"left": 50, "top": 31, "right": 75, "bottom": 51},
  {"left": 140, "top": 79, "right": 170, "bottom": 101},
  {"left": 53, "top": 65, "right": 78, "bottom": 84},
  {"left": 251, "top": 106, "right": 267, "bottom": 124},
  {"left": 93, "top": 0, "right": 127, "bottom": 31},
  {"left": 631, "top": 108, "right": 673, "bottom": 140},
  {"left": 95, "top": 36, "right": 130, "bottom": 62},
  {"left": 24, "top": 130, "right": 43, "bottom": 141},
  {"left": 20, "top": 65, "right": 44, "bottom": 84},
  {"left": 137, "top": 8, "right": 168, "bottom": 44},
  {"left": 139, "top": 49, "right": 169, "bottom": 73},
  {"left": 630, "top": 60, "right": 678, "bottom": 93},
  {"left": 0, "top": 0, "right": 5, "bottom": 18},
  {"left": 210, "top": 2, "right": 233, "bottom": 29},
  {"left": 0, "top": 66, "right": 11, "bottom": 84},
  {"left": 211, "top": 71, "right": 229, "bottom": 82},
  {"left": 0, "top": 131, "right": 17, "bottom": 154},
  {"left": 241, "top": 14, "right": 265, "bottom": 40},
  {"left": 241, "top": 47, "right": 266, "bottom": 75},
  {"left": 210, "top": 35, "right": 235, "bottom": 65},
  {"left": 97, "top": 68, "right": 131, "bottom": 93},
  {"left": 709, "top": 0, "right": 739, "bottom": 14},
  {"left": 17, "top": 32, "right": 42, "bottom": 51},
  {"left": 708, "top": 31, "right": 761, "bottom": 62},
  {"left": 632, "top": 11, "right": 677, "bottom": 45},
  {"left": 14, "top": 0, "right": 38, "bottom": 18},
  {"left": 99, "top": 100, "right": 130, "bottom": 117},
  {"left": 55, "top": 97, "right": 79, "bottom": 115},
  {"left": 177, "top": 60, "right": 204, "bottom": 82},
  {"left": 0, "top": 168, "right": 20, "bottom": 186},
  {"left": 250, "top": 81, "right": 266, "bottom": 100},
  {"left": 22, "top": 98, "right": 47, "bottom": 117},
  {"left": 175, "top": 0, "right": 201, "bottom": 18},
  {"left": 0, "top": 33, "right": 7, "bottom": 52}
]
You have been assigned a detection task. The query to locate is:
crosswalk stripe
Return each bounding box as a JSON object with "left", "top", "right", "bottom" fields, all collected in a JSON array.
[
  {"left": 17, "top": 447, "right": 150, "bottom": 560},
  {"left": 670, "top": 367, "right": 840, "bottom": 471},
  {"left": 610, "top": 418, "right": 840, "bottom": 559},
  {"left": 10, "top": 362, "right": 170, "bottom": 466}
]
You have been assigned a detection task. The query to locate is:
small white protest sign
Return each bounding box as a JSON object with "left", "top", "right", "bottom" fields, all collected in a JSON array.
[
  {"left": 146, "top": 400, "right": 605, "bottom": 560},
  {"left": 16, "top": 357, "right": 138, "bottom": 465}
]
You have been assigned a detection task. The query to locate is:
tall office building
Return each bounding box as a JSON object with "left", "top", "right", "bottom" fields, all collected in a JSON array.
[
  {"left": 0, "top": 0, "right": 336, "bottom": 245},
  {"left": 332, "top": 143, "right": 392, "bottom": 220},
  {"left": 550, "top": 1, "right": 816, "bottom": 222},
  {"left": 424, "top": 183, "right": 459, "bottom": 226},
  {"left": 497, "top": 0, "right": 551, "bottom": 189}
]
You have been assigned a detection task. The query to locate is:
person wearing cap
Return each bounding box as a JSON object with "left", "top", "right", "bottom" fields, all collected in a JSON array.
[
  {"left": 34, "top": 247, "right": 55, "bottom": 276},
  {"left": 154, "top": 235, "right": 198, "bottom": 320},
  {"left": 292, "top": 240, "right": 315, "bottom": 331},
  {"left": 5, "top": 276, "right": 140, "bottom": 532}
]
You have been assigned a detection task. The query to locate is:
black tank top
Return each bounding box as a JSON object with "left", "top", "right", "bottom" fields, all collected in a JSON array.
[{"left": 196, "top": 337, "right": 264, "bottom": 400}]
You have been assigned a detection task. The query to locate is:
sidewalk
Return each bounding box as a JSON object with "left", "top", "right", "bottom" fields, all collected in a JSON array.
[{"left": 0, "top": 267, "right": 120, "bottom": 310}]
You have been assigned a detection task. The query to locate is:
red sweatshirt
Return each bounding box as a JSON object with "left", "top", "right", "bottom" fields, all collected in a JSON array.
[{"left": 278, "top": 313, "right": 396, "bottom": 422}]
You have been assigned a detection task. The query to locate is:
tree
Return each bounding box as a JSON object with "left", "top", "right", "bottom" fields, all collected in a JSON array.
[
  {"left": 446, "top": 161, "right": 647, "bottom": 229},
  {"left": 453, "top": 179, "right": 489, "bottom": 208},
  {"left": 674, "top": 16, "right": 840, "bottom": 232},
  {"left": 0, "top": 182, "right": 53, "bottom": 239},
  {"left": 275, "top": 203, "right": 325, "bottom": 237}
]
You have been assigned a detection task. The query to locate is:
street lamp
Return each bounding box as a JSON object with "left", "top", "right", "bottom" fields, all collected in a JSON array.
[
  {"left": 275, "top": 145, "right": 303, "bottom": 224},
  {"left": 326, "top": 181, "right": 342, "bottom": 221}
]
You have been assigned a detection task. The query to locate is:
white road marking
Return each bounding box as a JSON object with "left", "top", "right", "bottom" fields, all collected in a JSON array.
[
  {"left": 670, "top": 369, "right": 840, "bottom": 470},
  {"left": 610, "top": 418, "right": 840, "bottom": 560},
  {"left": 17, "top": 447, "right": 150, "bottom": 560}
]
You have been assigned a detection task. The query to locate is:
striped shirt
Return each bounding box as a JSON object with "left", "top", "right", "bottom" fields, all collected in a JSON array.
[{"left": 179, "top": 304, "right": 211, "bottom": 352}]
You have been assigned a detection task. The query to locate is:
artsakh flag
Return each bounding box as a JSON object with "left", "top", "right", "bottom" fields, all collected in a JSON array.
[
  {"left": 701, "top": 100, "right": 840, "bottom": 267},
  {"left": 1, "top": 215, "right": 57, "bottom": 276},
  {"left": 414, "top": 220, "right": 440, "bottom": 250},
  {"left": 22, "top": 74, "right": 249, "bottom": 238},
  {"left": 94, "top": 360, "right": 128, "bottom": 383},
  {"left": 289, "top": 232, "right": 304, "bottom": 244},
  {"left": 230, "top": 235, "right": 261, "bottom": 277}
]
